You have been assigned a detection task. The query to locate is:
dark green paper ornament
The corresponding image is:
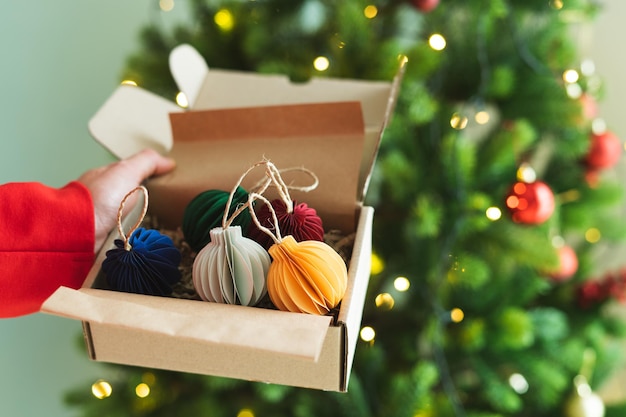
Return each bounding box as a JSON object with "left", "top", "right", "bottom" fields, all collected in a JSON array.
[{"left": 182, "top": 186, "right": 251, "bottom": 252}]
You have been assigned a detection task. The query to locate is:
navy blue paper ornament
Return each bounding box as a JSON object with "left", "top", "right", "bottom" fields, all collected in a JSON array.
[{"left": 102, "top": 186, "right": 182, "bottom": 296}]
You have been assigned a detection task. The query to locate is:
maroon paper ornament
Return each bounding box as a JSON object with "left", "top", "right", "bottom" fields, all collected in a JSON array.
[
  {"left": 248, "top": 199, "right": 324, "bottom": 250},
  {"left": 505, "top": 180, "right": 555, "bottom": 224},
  {"left": 248, "top": 162, "right": 323, "bottom": 250}
]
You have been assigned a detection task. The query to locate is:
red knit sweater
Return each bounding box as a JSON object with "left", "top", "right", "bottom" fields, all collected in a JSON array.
[{"left": 0, "top": 181, "right": 95, "bottom": 318}]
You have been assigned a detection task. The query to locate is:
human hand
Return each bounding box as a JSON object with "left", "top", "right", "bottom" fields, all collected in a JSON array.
[{"left": 77, "top": 149, "right": 176, "bottom": 252}]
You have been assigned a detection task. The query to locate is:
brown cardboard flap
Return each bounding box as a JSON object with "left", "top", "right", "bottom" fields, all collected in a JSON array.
[
  {"left": 146, "top": 102, "right": 365, "bottom": 231},
  {"left": 41, "top": 286, "right": 332, "bottom": 361}
]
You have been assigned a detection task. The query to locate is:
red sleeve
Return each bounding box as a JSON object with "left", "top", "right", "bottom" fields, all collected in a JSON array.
[{"left": 0, "top": 181, "right": 95, "bottom": 318}]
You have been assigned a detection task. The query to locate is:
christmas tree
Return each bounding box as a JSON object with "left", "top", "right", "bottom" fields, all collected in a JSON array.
[{"left": 66, "top": 0, "right": 626, "bottom": 416}]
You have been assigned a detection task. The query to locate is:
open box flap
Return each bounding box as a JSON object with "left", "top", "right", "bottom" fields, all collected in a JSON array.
[
  {"left": 89, "top": 44, "right": 403, "bottom": 205},
  {"left": 41, "top": 286, "right": 332, "bottom": 362},
  {"left": 88, "top": 85, "right": 182, "bottom": 159},
  {"left": 146, "top": 101, "right": 365, "bottom": 231}
]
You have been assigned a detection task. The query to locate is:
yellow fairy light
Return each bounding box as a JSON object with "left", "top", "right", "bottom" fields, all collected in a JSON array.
[
  {"left": 450, "top": 113, "right": 468, "bottom": 130},
  {"left": 135, "top": 383, "right": 150, "bottom": 398},
  {"left": 313, "top": 56, "right": 330, "bottom": 72},
  {"left": 371, "top": 252, "right": 384, "bottom": 275},
  {"left": 450, "top": 308, "right": 464, "bottom": 323},
  {"left": 485, "top": 206, "right": 502, "bottom": 221},
  {"left": 214, "top": 8, "right": 235, "bottom": 31},
  {"left": 360, "top": 326, "right": 376, "bottom": 342},
  {"left": 428, "top": 33, "right": 446, "bottom": 51},
  {"left": 159, "top": 0, "right": 174, "bottom": 12},
  {"left": 237, "top": 409, "right": 255, "bottom": 417},
  {"left": 121, "top": 80, "right": 137, "bottom": 86},
  {"left": 475, "top": 110, "right": 490, "bottom": 125},
  {"left": 585, "top": 228, "right": 601, "bottom": 243},
  {"left": 363, "top": 5, "right": 378, "bottom": 19},
  {"left": 91, "top": 379, "right": 113, "bottom": 399},
  {"left": 516, "top": 163, "right": 536, "bottom": 183},
  {"left": 142, "top": 372, "right": 156, "bottom": 385},
  {"left": 563, "top": 69, "right": 579, "bottom": 84},
  {"left": 549, "top": 0, "right": 564, "bottom": 10},
  {"left": 375, "top": 293, "right": 395, "bottom": 310},
  {"left": 394, "top": 276, "right": 410, "bottom": 292},
  {"left": 176, "top": 91, "right": 189, "bottom": 108}
]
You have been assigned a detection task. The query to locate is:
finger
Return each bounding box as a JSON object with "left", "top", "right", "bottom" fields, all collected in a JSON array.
[{"left": 119, "top": 149, "right": 176, "bottom": 182}]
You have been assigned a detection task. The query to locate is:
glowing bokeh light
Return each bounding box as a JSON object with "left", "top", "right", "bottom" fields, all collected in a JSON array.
[
  {"left": 214, "top": 9, "right": 235, "bottom": 31},
  {"left": 394, "top": 276, "right": 410, "bottom": 292},
  {"left": 428, "top": 33, "right": 447, "bottom": 51},
  {"left": 313, "top": 56, "right": 330, "bottom": 71},
  {"left": 91, "top": 380, "right": 113, "bottom": 399},
  {"left": 159, "top": 0, "right": 174, "bottom": 12},
  {"left": 375, "top": 293, "right": 395, "bottom": 310},
  {"left": 485, "top": 206, "right": 502, "bottom": 221},
  {"left": 585, "top": 228, "right": 601, "bottom": 243},
  {"left": 360, "top": 326, "right": 376, "bottom": 342},
  {"left": 135, "top": 383, "right": 150, "bottom": 398},
  {"left": 364, "top": 5, "right": 378, "bottom": 18},
  {"left": 176, "top": 92, "right": 189, "bottom": 108}
]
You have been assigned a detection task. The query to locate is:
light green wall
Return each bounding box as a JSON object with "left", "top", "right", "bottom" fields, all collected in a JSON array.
[{"left": 0, "top": 2, "right": 187, "bottom": 417}]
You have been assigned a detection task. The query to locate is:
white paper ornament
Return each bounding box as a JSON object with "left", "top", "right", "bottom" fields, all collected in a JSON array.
[
  {"left": 192, "top": 225, "right": 270, "bottom": 305},
  {"left": 191, "top": 162, "right": 273, "bottom": 306}
]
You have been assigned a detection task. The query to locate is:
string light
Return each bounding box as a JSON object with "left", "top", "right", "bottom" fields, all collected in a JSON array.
[
  {"left": 214, "top": 8, "right": 235, "bottom": 31},
  {"left": 363, "top": 5, "right": 378, "bottom": 19},
  {"left": 371, "top": 252, "right": 384, "bottom": 275},
  {"left": 121, "top": 80, "right": 137, "bottom": 86},
  {"left": 549, "top": 0, "right": 564, "bottom": 10},
  {"left": 581, "top": 59, "right": 596, "bottom": 77},
  {"left": 450, "top": 112, "right": 468, "bottom": 130},
  {"left": 159, "top": 0, "right": 174, "bottom": 12},
  {"left": 566, "top": 83, "right": 582, "bottom": 99},
  {"left": 176, "top": 92, "right": 189, "bottom": 108},
  {"left": 91, "top": 379, "right": 113, "bottom": 399},
  {"left": 450, "top": 308, "right": 464, "bottom": 323},
  {"left": 516, "top": 163, "right": 536, "bottom": 182},
  {"left": 360, "top": 326, "right": 376, "bottom": 342},
  {"left": 509, "top": 373, "right": 529, "bottom": 394},
  {"left": 485, "top": 206, "right": 501, "bottom": 221},
  {"left": 394, "top": 276, "right": 411, "bottom": 291},
  {"left": 591, "top": 118, "right": 607, "bottom": 135},
  {"left": 135, "top": 383, "right": 150, "bottom": 398},
  {"left": 563, "top": 69, "right": 579, "bottom": 84},
  {"left": 375, "top": 293, "right": 395, "bottom": 310},
  {"left": 585, "top": 228, "right": 601, "bottom": 243},
  {"left": 313, "top": 56, "right": 330, "bottom": 72},
  {"left": 237, "top": 409, "right": 255, "bottom": 417},
  {"left": 474, "top": 110, "right": 490, "bottom": 125},
  {"left": 428, "top": 33, "right": 447, "bottom": 51},
  {"left": 551, "top": 235, "right": 565, "bottom": 248}
]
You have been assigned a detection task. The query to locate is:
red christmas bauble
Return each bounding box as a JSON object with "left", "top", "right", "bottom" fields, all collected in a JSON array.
[
  {"left": 505, "top": 180, "right": 555, "bottom": 224},
  {"left": 585, "top": 130, "right": 622, "bottom": 170},
  {"left": 547, "top": 245, "right": 578, "bottom": 282},
  {"left": 411, "top": 0, "right": 439, "bottom": 13}
]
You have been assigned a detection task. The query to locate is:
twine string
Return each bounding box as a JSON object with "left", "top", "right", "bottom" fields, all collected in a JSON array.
[
  {"left": 248, "top": 192, "right": 282, "bottom": 245},
  {"left": 250, "top": 166, "right": 320, "bottom": 213},
  {"left": 222, "top": 159, "right": 273, "bottom": 229},
  {"left": 116, "top": 185, "right": 149, "bottom": 251}
]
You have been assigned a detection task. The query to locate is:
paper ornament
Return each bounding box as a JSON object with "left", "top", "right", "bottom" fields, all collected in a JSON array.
[
  {"left": 250, "top": 191, "right": 348, "bottom": 315},
  {"left": 505, "top": 180, "right": 555, "bottom": 224},
  {"left": 248, "top": 164, "right": 324, "bottom": 250},
  {"left": 102, "top": 186, "right": 182, "bottom": 296},
  {"left": 191, "top": 161, "right": 273, "bottom": 306},
  {"left": 192, "top": 225, "right": 270, "bottom": 305},
  {"left": 183, "top": 186, "right": 251, "bottom": 253}
]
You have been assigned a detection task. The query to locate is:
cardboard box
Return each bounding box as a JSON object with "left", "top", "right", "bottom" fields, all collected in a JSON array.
[{"left": 42, "top": 44, "right": 403, "bottom": 392}]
